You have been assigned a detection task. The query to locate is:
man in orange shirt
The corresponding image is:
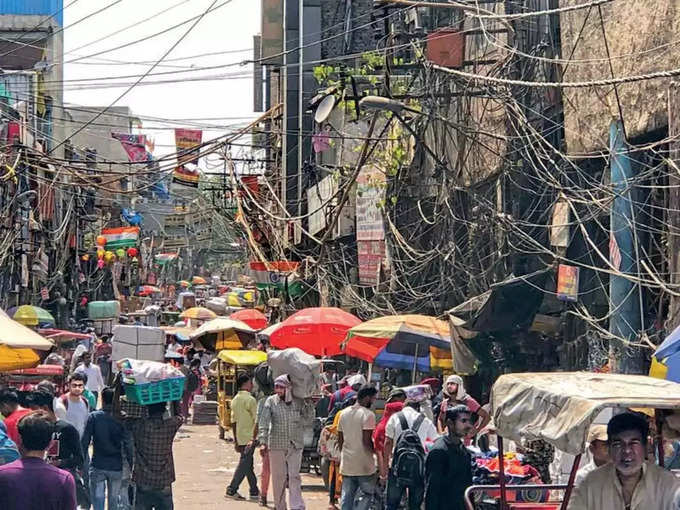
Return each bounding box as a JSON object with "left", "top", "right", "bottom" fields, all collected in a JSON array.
[{"left": 0, "top": 390, "right": 32, "bottom": 445}]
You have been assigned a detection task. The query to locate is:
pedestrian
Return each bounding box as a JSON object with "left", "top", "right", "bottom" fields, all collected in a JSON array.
[
  {"left": 75, "top": 352, "right": 106, "bottom": 406},
  {"left": 253, "top": 363, "right": 274, "bottom": 507},
  {"left": 436, "top": 375, "right": 489, "bottom": 441},
  {"left": 328, "top": 374, "right": 366, "bottom": 415},
  {"left": 569, "top": 412, "right": 680, "bottom": 509},
  {"left": 0, "top": 410, "right": 76, "bottom": 510},
  {"left": 0, "top": 389, "right": 32, "bottom": 445},
  {"left": 128, "top": 401, "right": 183, "bottom": 510},
  {"left": 82, "top": 388, "right": 134, "bottom": 510},
  {"left": 55, "top": 373, "right": 91, "bottom": 437},
  {"left": 0, "top": 421, "right": 19, "bottom": 466},
  {"left": 94, "top": 336, "right": 113, "bottom": 385},
  {"left": 225, "top": 373, "right": 260, "bottom": 501},
  {"left": 425, "top": 405, "right": 473, "bottom": 510},
  {"left": 258, "top": 374, "right": 315, "bottom": 510},
  {"left": 383, "top": 399, "right": 438, "bottom": 510},
  {"left": 574, "top": 425, "right": 610, "bottom": 485},
  {"left": 29, "top": 389, "right": 89, "bottom": 509},
  {"left": 374, "top": 399, "right": 405, "bottom": 483},
  {"left": 338, "top": 386, "right": 378, "bottom": 510}
]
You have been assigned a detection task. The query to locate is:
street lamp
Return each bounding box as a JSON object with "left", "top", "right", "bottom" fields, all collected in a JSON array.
[{"left": 358, "top": 95, "right": 447, "bottom": 168}]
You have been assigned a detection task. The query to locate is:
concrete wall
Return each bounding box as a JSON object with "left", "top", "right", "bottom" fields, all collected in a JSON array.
[{"left": 560, "top": 0, "right": 680, "bottom": 154}]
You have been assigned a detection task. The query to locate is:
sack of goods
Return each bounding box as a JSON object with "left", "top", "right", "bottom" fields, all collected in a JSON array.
[
  {"left": 267, "top": 348, "right": 321, "bottom": 399},
  {"left": 118, "top": 358, "right": 186, "bottom": 405}
]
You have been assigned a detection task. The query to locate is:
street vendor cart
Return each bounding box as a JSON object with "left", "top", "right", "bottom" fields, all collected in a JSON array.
[
  {"left": 464, "top": 372, "right": 680, "bottom": 510},
  {"left": 216, "top": 349, "right": 267, "bottom": 439}
]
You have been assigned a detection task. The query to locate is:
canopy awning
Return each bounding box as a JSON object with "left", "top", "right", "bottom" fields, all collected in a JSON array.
[
  {"left": 217, "top": 350, "right": 267, "bottom": 366},
  {"left": 0, "top": 315, "right": 54, "bottom": 350}
]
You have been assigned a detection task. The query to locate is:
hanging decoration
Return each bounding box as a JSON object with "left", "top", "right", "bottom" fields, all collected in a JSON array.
[
  {"left": 96, "top": 235, "right": 107, "bottom": 247},
  {"left": 127, "top": 247, "right": 139, "bottom": 258}
]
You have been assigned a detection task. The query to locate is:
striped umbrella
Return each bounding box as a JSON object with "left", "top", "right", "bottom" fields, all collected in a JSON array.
[
  {"left": 179, "top": 307, "right": 217, "bottom": 321},
  {"left": 178, "top": 280, "right": 192, "bottom": 288},
  {"left": 11, "top": 305, "right": 56, "bottom": 327}
]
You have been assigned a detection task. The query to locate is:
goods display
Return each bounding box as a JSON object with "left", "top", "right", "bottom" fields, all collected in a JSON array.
[{"left": 87, "top": 300, "right": 121, "bottom": 320}]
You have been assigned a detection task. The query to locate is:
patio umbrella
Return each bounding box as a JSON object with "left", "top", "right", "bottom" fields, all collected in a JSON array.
[
  {"left": 0, "top": 345, "right": 40, "bottom": 372},
  {"left": 230, "top": 309, "right": 268, "bottom": 330},
  {"left": 12, "top": 305, "right": 55, "bottom": 327},
  {"left": 342, "top": 315, "right": 452, "bottom": 375},
  {"left": 137, "top": 285, "right": 161, "bottom": 296},
  {"left": 269, "top": 307, "right": 361, "bottom": 356},
  {"left": 0, "top": 314, "right": 54, "bottom": 350},
  {"left": 190, "top": 317, "right": 257, "bottom": 351},
  {"left": 192, "top": 276, "right": 207, "bottom": 285},
  {"left": 179, "top": 307, "right": 217, "bottom": 321}
]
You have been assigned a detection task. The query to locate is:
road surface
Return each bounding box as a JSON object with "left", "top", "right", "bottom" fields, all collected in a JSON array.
[{"left": 173, "top": 424, "right": 329, "bottom": 509}]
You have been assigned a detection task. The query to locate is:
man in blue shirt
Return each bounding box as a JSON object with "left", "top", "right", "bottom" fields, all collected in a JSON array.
[{"left": 82, "top": 388, "right": 133, "bottom": 510}]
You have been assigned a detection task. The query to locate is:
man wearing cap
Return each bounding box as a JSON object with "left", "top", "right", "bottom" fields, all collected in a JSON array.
[
  {"left": 258, "top": 374, "right": 314, "bottom": 510},
  {"left": 328, "top": 374, "right": 366, "bottom": 415},
  {"left": 574, "top": 425, "right": 610, "bottom": 485}
]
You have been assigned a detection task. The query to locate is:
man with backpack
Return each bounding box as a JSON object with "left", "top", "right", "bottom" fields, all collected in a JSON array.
[
  {"left": 425, "top": 405, "right": 473, "bottom": 510},
  {"left": 337, "top": 386, "right": 378, "bottom": 510},
  {"left": 55, "top": 373, "right": 90, "bottom": 438},
  {"left": 383, "top": 399, "right": 438, "bottom": 510}
]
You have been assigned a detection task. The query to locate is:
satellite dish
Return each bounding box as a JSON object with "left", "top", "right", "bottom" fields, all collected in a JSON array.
[{"left": 314, "top": 95, "right": 336, "bottom": 124}]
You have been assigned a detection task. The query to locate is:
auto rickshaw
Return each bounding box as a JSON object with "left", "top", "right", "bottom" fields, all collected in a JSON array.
[
  {"left": 216, "top": 349, "right": 268, "bottom": 440},
  {"left": 464, "top": 372, "right": 680, "bottom": 510}
]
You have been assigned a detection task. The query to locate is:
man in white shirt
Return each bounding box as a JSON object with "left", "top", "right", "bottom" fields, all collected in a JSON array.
[
  {"left": 574, "top": 425, "right": 610, "bottom": 486},
  {"left": 384, "top": 400, "right": 439, "bottom": 510},
  {"left": 74, "top": 353, "right": 105, "bottom": 405},
  {"left": 338, "top": 386, "right": 378, "bottom": 510},
  {"left": 54, "top": 373, "right": 90, "bottom": 438}
]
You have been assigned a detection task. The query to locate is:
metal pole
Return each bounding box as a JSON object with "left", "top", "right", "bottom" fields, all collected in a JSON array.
[
  {"left": 412, "top": 344, "right": 418, "bottom": 384},
  {"left": 609, "top": 119, "right": 644, "bottom": 374},
  {"left": 560, "top": 453, "right": 581, "bottom": 510},
  {"left": 298, "top": 0, "right": 304, "bottom": 220},
  {"left": 498, "top": 436, "right": 507, "bottom": 510}
]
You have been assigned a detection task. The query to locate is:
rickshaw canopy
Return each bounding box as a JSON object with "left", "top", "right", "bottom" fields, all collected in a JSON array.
[
  {"left": 491, "top": 372, "right": 680, "bottom": 455},
  {"left": 217, "top": 350, "right": 267, "bottom": 366}
]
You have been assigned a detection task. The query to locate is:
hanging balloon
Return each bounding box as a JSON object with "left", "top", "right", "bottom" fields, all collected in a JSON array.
[
  {"left": 127, "top": 247, "right": 138, "bottom": 258},
  {"left": 97, "top": 249, "right": 105, "bottom": 260},
  {"left": 96, "top": 235, "right": 107, "bottom": 247},
  {"left": 97, "top": 259, "right": 105, "bottom": 269},
  {"left": 81, "top": 254, "right": 90, "bottom": 262},
  {"left": 116, "top": 249, "right": 126, "bottom": 259},
  {"left": 104, "top": 251, "right": 115, "bottom": 263}
]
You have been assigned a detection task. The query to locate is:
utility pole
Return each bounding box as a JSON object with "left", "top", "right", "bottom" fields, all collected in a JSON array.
[
  {"left": 608, "top": 118, "right": 645, "bottom": 374},
  {"left": 667, "top": 82, "right": 680, "bottom": 332}
]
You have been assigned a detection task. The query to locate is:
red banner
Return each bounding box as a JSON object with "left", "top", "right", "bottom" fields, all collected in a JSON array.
[
  {"left": 111, "top": 133, "right": 147, "bottom": 163},
  {"left": 175, "top": 128, "right": 202, "bottom": 165},
  {"left": 172, "top": 165, "right": 200, "bottom": 188}
]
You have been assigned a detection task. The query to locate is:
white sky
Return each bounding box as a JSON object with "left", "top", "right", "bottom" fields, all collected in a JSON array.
[{"left": 62, "top": 0, "right": 259, "bottom": 160}]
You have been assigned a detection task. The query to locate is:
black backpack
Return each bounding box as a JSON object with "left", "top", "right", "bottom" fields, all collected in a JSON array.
[{"left": 391, "top": 412, "right": 426, "bottom": 486}]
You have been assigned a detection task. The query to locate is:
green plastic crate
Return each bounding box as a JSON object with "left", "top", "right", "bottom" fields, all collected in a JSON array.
[{"left": 123, "top": 377, "right": 186, "bottom": 405}]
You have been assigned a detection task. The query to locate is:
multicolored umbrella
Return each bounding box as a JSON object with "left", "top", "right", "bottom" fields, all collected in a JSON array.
[
  {"left": 11, "top": 305, "right": 55, "bottom": 327},
  {"left": 192, "top": 276, "right": 207, "bottom": 285},
  {"left": 230, "top": 309, "right": 268, "bottom": 330},
  {"left": 0, "top": 345, "right": 40, "bottom": 372},
  {"left": 224, "top": 288, "right": 257, "bottom": 307},
  {"left": 270, "top": 307, "right": 361, "bottom": 356},
  {"left": 343, "top": 315, "right": 452, "bottom": 372},
  {"left": 137, "top": 285, "right": 161, "bottom": 296},
  {"left": 190, "top": 317, "right": 257, "bottom": 351},
  {"left": 179, "top": 307, "right": 217, "bottom": 321},
  {"left": 178, "top": 280, "right": 192, "bottom": 288}
]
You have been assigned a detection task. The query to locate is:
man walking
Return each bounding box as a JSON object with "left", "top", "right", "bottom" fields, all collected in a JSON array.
[
  {"left": 129, "top": 401, "right": 183, "bottom": 509},
  {"left": 338, "top": 386, "right": 378, "bottom": 510},
  {"left": 225, "top": 373, "right": 260, "bottom": 501},
  {"left": 0, "top": 389, "right": 32, "bottom": 445},
  {"left": 82, "top": 388, "right": 134, "bottom": 510},
  {"left": 425, "top": 405, "right": 474, "bottom": 510},
  {"left": 258, "top": 374, "right": 314, "bottom": 510},
  {"left": 0, "top": 411, "right": 76, "bottom": 510},
  {"left": 55, "top": 373, "right": 91, "bottom": 437},
  {"left": 75, "top": 352, "right": 105, "bottom": 406}
]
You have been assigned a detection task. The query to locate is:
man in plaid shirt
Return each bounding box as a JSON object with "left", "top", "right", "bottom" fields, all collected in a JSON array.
[
  {"left": 129, "top": 401, "right": 183, "bottom": 510},
  {"left": 258, "top": 375, "right": 314, "bottom": 510}
]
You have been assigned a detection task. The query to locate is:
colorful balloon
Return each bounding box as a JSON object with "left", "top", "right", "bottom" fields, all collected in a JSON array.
[
  {"left": 97, "top": 249, "right": 105, "bottom": 260},
  {"left": 104, "top": 251, "right": 115, "bottom": 263},
  {"left": 116, "top": 249, "right": 126, "bottom": 259},
  {"left": 127, "top": 247, "right": 138, "bottom": 257},
  {"left": 96, "top": 235, "right": 107, "bottom": 247},
  {"left": 97, "top": 259, "right": 105, "bottom": 269}
]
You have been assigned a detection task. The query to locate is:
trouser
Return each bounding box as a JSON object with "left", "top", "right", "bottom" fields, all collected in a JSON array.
[
  {"left": 269, "top": 446, "right": 305, "bottom": 510},
  {"left": 89, "top": 467, "right": 123, "bottom": 510},
  {"left": 227, "top": 445, "right": 259, "bottom": 495},
  {"left": 134, "top": 485, "right": 173, "bottom": 510},
  {"left": 341, "top": 474, "right": 376, "bottom": 510},
  {"left": 260, "top": 448, "right": 270, "bottom": 497},
  {"left": 180, "top": 391, "right": 193, "bottom": 419},
  {"left": 385, "top": 472, "right": 424, "bottom": 510}
]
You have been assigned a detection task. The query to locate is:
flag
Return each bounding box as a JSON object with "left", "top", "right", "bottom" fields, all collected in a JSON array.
[
  {"left": 609, "top": 233, "right": 621, "bottom": 271},
  {"left": 111, "top": 133, "right": 147, "bottom": 162},
  {"left": 101, "top": 226, "right": 140, "bottom": 249},
  {"left": 175, "top": 128, "right": 202, "bottom": 165},
  {"left": 249, "top": 261, "right": 302, "bottom": 295},
  {"left": 172, "top": 165, "right": 200, "bottom": 188}
]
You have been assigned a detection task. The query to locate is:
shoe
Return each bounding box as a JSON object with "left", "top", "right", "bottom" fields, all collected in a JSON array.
[
  {"left": 249, "top": 491, "right": 260, "bottom": 501},
  {"left": 259, "top": 496, "right": 268, "bottom": 506},
  {"left": 225, "top": 491, "right": 245, "bottom": 500}
]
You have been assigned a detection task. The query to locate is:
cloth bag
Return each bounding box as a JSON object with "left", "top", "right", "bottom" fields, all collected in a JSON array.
[{"left": 267, "top": 348, "right": 321, "bottom": 399}]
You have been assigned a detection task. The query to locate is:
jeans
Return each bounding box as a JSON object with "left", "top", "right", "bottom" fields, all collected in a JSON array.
[
  {"left": 227, "top": 445, "right": 259, "bottom": 495},
  {"left": 89, "top": 467, "right": 123, "bottom": 510},
  {"left": 385, "top": 472, "right": 424, "bottom": 510},
  {"left": 135, "top": 485, "right": 173, "bottom": 510},
  {"left": 341, "top": 474, "right": 376, "bottom": 510}
]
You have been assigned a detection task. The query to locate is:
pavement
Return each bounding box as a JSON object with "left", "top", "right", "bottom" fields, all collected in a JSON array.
[{"left": 173, "top": 424, "right": 330, "bottom": 509}]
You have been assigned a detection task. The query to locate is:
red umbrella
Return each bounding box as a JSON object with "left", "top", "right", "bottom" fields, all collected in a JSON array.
[
  {"left": 269, "top": 307, "right": 361, "bottom": 356},
  {"left": 230, "top": 309, "right": 269, "bottom": 330}
]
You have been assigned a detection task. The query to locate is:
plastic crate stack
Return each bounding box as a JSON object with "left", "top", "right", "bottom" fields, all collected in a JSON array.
[{"left": 192, "top": 400, "right": 218, "bottom": 424}]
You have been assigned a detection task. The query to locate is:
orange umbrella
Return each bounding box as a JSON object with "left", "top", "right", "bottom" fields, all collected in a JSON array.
[
  {"left": 230, "top": 309, "right": 268, "bottom": 330},
  {"left": 192, "top": 276, "right": 207, "bottom": 285}
]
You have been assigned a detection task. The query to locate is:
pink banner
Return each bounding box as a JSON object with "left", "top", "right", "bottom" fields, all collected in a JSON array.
[
  {"left": 111, "top": 133, "right": 148, "bottom": 163},
  {"left": 175, "top": 128, "right": 202, "bottom": 165}
]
